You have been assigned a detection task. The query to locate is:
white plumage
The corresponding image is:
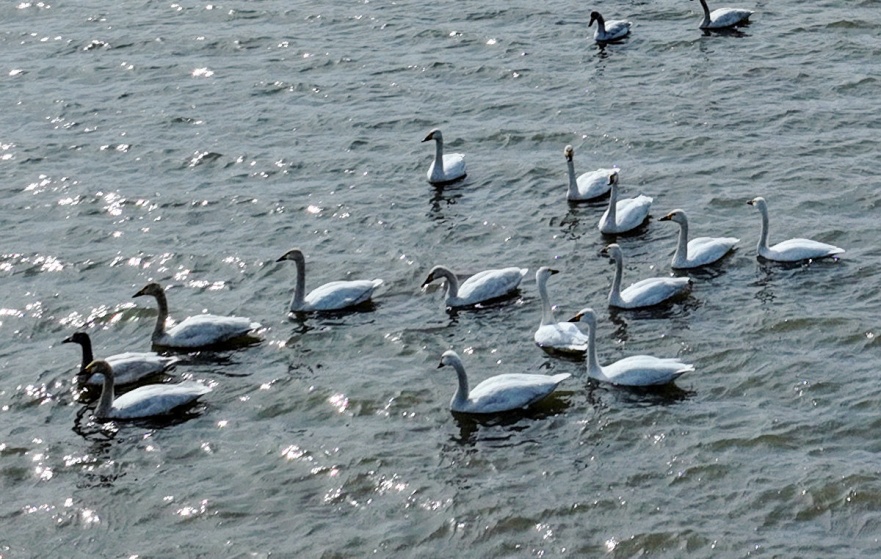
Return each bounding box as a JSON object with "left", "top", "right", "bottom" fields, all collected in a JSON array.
[
  {"left": 660, "top": 209, "right": 739, "bottom": 268},
  {"left": 133, "top": 283, "right": 261, "bottom": 349},
  {"left": 276, "top": 248, "right": 382, "bottom": 312},
  {"left": 604, "top": 244, "right": 691, "bottom": 309},
  {"left": 438, "top": 350, "right": 570, "bottom": 414},
  {"left": 423, "top": 128, "right": 466, "bottom": 184},
  {"left": 569, "top": 308, "right": 694, "bottom": 386},
  {"left": 564, "top": 145, "right": 618, "bottom": 201},
  {"left": 63, "top": 331, "right": 178, "bottom": 387},
  {"left": 422, "top": 265, "right": 527, "bottom": 308},
  {"left": 692, "top": 0, "right": 753, "bottom": 29},
  {"left": 589, "top": 10, "right": 632, "bottom": 42},
  {"left": 534, "top": 267, "right": 588, "bottom": 353},
  {"left": 83, "top": 360, "right": 211, "bottom": 419},
  {"left": 747, "top": 197, "right": 844, "bottom": 262},
  {"left": 598, "top": 174, "right": 652, "bottom": 234}
]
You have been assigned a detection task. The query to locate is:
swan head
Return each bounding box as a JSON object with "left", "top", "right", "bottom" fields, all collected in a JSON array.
[
  {"left": 536, "top": 267, "right": 560, "bottom": 284},
  {"left": 422, "top": 129, "right": 442, "bottom": 143},
  {"left": 421, "top": 265, "right": 447, "bottom": 288},
  {"left": 747, "top": 197, "right": 767, "bottom": 210},
  {"left": 564, "top": 145, "right": 574, "bottom": 161},
  {"left": 276, "top": 248, "right": 306, "bottom": 264},
  {"left": 133, "top": 282, "right": 165, "bottom": 299},
  {"left": 601, "top": 243, "right": 623, "bottom": 262},
  {"left": 659, "top": 209, "right": 687, "bottom": 224},
  {"left": 589, "top": 11, "right": 602, "bottom": 27},
  {"left": 83, "top": 359, "right": 114, "bottom": 382},
  {"left": 568, "top": 307, "right": 597, "bottom": 326},
  {"left": 438, "top": 349, "right": 461, "bottom": 368},
  {"left": 608, "top": 172, "right": 618, "bottom": 186},
  {"left": 62, "top": 331, "right": 90, "bottom": 347}
]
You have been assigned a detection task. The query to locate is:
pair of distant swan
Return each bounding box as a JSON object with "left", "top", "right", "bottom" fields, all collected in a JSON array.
[{"left": 589, "top": 0, "right": 752, "bottom": 43}]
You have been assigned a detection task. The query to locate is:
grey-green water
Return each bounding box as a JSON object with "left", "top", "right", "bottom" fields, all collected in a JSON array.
[{"left": 2, "top": 0, "right": 880, "bottom": 556}]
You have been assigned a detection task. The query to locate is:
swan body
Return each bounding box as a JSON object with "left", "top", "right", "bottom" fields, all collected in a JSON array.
[
  {"left": 660, "top": 209, "right": 739, "bottom": 268},
  {"left": 438, "top": 350, "right": 570, "bottom": 414},
  {"left": 423, "top": 129, "right": 466, "bottom": 184},
  {"left": 569, "top": 308, "right": 693, "bottom": 386},
  {"left": 692, "top": 0, "right": 753, "bottom": 29},
  {"left": 598, "top": 174, "right": 652, "bottom": 234},
  {"left": 589, "top": 11, "right": 632, "bottom": 42},
  {"left": 604, "top": 244, "right": 690, "bottom": 309},
  {"left": 133, "top": 283, "right": 261, "bottom": 349},
  {"left": 422, "top": 265, "right": 527, "bottom": 308},
  {"left": 564, "top": 145, "right": 618, "bottom": 201},
  {"left": 747, "top": 197, "right": 844, "bottom": 262},
  {"left": 83, "top": 360, "right": 211, "bottom": 419},
  {"left": 276, "top": 249, "right": 382, "bottom": 312},
  {"left": 534, "top": 267, "right": 588, "bottom": 353},
  {"left": 63, "top": 332, "right": 178, "bottom": 387}
]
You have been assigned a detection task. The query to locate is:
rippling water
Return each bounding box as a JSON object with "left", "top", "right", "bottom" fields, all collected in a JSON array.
[{"left": 2, "top": 0, "right": 881, "bottom": 556}]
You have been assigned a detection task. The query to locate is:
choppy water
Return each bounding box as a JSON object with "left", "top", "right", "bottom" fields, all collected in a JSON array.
[{"left": 2, "top": 0, "right": 881, "bottom": 556}]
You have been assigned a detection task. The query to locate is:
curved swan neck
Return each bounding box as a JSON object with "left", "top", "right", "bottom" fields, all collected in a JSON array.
[
  {"left": 594, "top": 13, "right": 606, "bottom": 34},
  {"left": 756, "top": 203, "right": 770, "bottom": 252},
  {"left": 697, "top": 0, "right": 712, "bottom": 26},
  {"left": 674, "top": 219, "right": 690, "bottom": 262},
  {"left": 449, "top": 357, "right": 469, "bottom": 407},
  {"left": 150, "top": 290, "right": 170, "bottom": 341},
  {"left": 566, "top": 158, "right": 578, "bottom": 197},
  {"left": 538, "top": 275, "right": 554, "bottom": 326},
  {"left": 95, "top": 371, "right": 115, "bottom": 418},
  {"left": 434, "top": 267, "right": 460, "bottom": 299}
]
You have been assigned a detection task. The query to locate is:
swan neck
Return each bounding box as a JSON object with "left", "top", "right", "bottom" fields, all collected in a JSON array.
[
  {"left": 595, "top": 14, "right": 606, "bottom": 34},
  {"left": 434, "top": 138, "right": 444, "bottom": 167},
  {"left": 95, "top": 373, "right": 115, "bottom": 418},
  {"left": 698, "top": 0, "right": 711, "bottom": 24},
  {"left": 437, "top": 267, "right": 459, "bottom": 299},
  {"left": 538, "top": 276, "right": 554, "bottom": 326},
  {"left": 450, "top": 358, "right": 469, "bottom": 407},
  {"left": 151, "top": 291, "right": 169, "bottom": 342},
  {"left": 566, "top": 159, "right": 578, "bottom": 197},
  {"left": 674, "top": 220, "right": 690, "bottom": 262},
  {"left": 606, "top": 183, "right": 618, "bottom": 222},
  {"left": 291, "top": 256, "right": 307, "bottom": 309},
  {"left": 78, "top": 339, "right": 94, "bottom": 372},
  {"left": 585, "top": 318, "right": 602, "bottom": 377},
  {"left": 609, "top": 255, "right": 623, "bottom": 304},
  {"left": 757, "top": 204, "right": 770, "bottom": 252}
]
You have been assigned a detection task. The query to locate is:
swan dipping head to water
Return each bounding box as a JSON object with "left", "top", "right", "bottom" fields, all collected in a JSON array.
[{"left": 437, "top": 350, "right": 570, "bottom": 414}]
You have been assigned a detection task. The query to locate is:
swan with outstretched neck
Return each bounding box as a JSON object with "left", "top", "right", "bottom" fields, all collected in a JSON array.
[
  {"left": 564, "top": 145, "right": 618, "bottom": 201},
  {"left": 747, "top": 197, "right": 844, "bottom": 262},
  {"left": 534, "top": 267, "right": 588, "bottom": 353},
  {"left": 437, "top": 350, "right": 570, "bottom": 414},
  {"left": 691, "top": 0, "right": 752, "bottom": 29},
  {"left": 597, "top": 174, "right": 652, "bottom": 234},
  {"left": 569, "top": 308, "right": 694, "bottom": 386},
  {"left": 603, "top": 244, "right": 690, "bottom": 308},
  {"left": 276, "top": 249, "right": 382, "bottom": 312},
  {"left": 659, "top": 209, "right": 739, "bottom": 268},
  {"left": 422, "top": 129, "right": 466, "bottom": 185},
  {"left": 589, "top": 10, "right": 632, "bottom": 42},
  {"left": 63, "top": 331, "right": 178, "bottom": 387},
  {"left": 82, "top": 360, "right": 211, "bottom": 419},
  {"left": 133, "top": 283, "right": 261, "bottom": 348},
  {"left": 422, "top": 265, "right": 527, "bottom": 308}
]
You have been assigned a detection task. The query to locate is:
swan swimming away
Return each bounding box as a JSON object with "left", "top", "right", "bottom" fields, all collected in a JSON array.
[
  {"left": 437, "top": 350, "right": 570, "bottom": 414},
  {"left": 276, "top": 248, "right": 383, "bottom": 312},
  {"left": 659, "top": 209, "right": 739, "bottom": 268},
  {"left": 569, "top": 308, "right": 694, "bottom": 386},
  {"left": 422, "top": 265, "right": 527, "bottom": 308},
  {"left": 63, "top": 332, "right": 178, "bottom": 387},
  {"left": 133, "top": 283, "right": 261, "bottom": 349},
  {"left": 603, "top": 244, "right": 691, "bottom": 309},
  {"left": 589, "top": 11, "right": 632, "bottom": 42},
  {"left": 564, "top": 145, "right": 618, "bottom": 201},
  {"left": 82, "top": 360, "right": 211, "bottom": 419},
  {"left": 747, "top": 197, "right": 844, "bottom": 262},
  {"left": 534, "top": 267, "right": 589, "bottom": 353},
  {"left": 598, "top": 174, "right": 652, "bottom": 234},
  {"left": 691, "top": 0, "right": 753, "bottom": 29},
  {"left": 423, "top": 129, "right": 466, "bottom": 185}
]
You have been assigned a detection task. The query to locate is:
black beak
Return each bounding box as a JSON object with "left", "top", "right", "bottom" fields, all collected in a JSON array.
[
  {"left": 568, "top": 314, "right": 582, "bottom": 323},
  {"left": 549, "top": 269, "right": 560, "bottom": 275},
  {"left": 659, "top": 215, "right": 671, "bottom": 222}
]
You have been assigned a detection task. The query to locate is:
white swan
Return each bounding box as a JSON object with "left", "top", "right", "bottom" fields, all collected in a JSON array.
[
  {"left": 82, "top": 360, "right": 211, "bottom": 419},
  {"left": 276, "top": 249, "right": 383, "bottom": 312},
  {"left": 422, "top": 265, "right": 527, "bottom": 308},
  {"left": 589, "top": 11, "right": 632, "bottom": 42},
  {"left": 564, "top": 145, "right": 618, "bottom": 201},
  {"left": 747, "top": 197, "right": 844, "bottom": 262},
  {"left": 692, "top": 0, "right": 753, "bottom": 29},
  {"left": 659, "top": 209, "right": 739, "bottom": 269},
  {"left": 598, "top": 174, "right": 653, "bottom": 234},
  {"left": 63, "top": 332, "right": 178, "bottom": 387},
  {"left": 534, "top": 267, "right": 589, "bottom": 353},
  {"left": 423, "top": 129, "right": 466, "bottom": 185},
  {"left": 603, "top": 244, "right": 691, "bottom": 309},
  {"left": 569, "top": 308, "right": 694, "bottom": 386},
  {"left": 438, "top": 350, "right": 570, "bottom": 414},
  {"left": 133, "top": 283, "right": 261, "bottom": 349}
]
